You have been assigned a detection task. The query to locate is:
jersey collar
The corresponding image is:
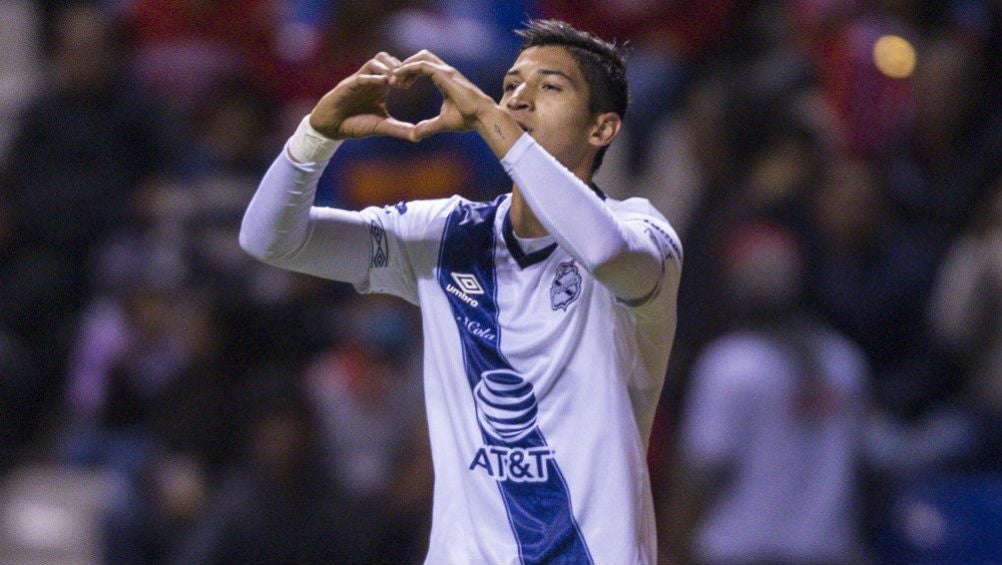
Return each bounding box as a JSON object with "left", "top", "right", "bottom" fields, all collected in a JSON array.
[
  {"left": 502, "top": 209, "right": 558, "bottom": 269},
  {"left": 497, "top": 182, "right": 604, "bottom": 269}
]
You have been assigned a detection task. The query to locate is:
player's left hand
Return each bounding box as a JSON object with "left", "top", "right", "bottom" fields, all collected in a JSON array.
[{"left": 393, "top": 50, "right": 499, "bottom": 141}]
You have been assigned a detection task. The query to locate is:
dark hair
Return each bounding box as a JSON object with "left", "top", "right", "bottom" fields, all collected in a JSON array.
[{"left": 516, "top": 19, "right": 628, "bottom": 173}]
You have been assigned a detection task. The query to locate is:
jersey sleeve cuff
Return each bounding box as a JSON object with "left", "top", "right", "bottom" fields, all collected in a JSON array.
[{"left": 287, "top": 115, "right": 343, "bottom": 164}]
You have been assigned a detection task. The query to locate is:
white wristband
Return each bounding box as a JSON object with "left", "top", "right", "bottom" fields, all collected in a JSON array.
[{"left": 287, "top": 115, "right": 342, "bottom": 164}]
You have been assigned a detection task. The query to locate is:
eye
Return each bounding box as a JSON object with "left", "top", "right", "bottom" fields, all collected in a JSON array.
[
  {"left": 504, "top": 82, "right": 519, "bottom": 92},
  {"left": 542, "top": 83, "right": 562, "bottom": 92}
]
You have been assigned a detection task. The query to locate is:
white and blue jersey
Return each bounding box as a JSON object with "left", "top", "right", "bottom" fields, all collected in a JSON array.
[
  {"left": 354, "top": 193, "right": 680, "bottom": 564},
  {"left": 240, "top": 123, "right": 682, "bottom": 564}
]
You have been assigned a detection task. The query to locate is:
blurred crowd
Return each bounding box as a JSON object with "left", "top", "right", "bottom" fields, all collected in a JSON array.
[{"left": 1, "top": 0, "right": 1001, "bottom": 563}]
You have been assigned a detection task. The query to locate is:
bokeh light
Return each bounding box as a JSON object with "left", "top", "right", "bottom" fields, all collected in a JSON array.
[{"left": 873, "top": 34, "right": 917, "bottom": 78}]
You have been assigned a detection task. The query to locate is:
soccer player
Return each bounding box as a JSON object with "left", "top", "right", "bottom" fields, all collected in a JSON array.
[{"left": 240, "top": 19, "right": 682, "bottom": 565}]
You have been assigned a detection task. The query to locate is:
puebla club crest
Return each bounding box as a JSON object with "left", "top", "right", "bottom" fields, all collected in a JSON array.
[{"left": 550, "top": 260, "right": 582, "bottom": 311}]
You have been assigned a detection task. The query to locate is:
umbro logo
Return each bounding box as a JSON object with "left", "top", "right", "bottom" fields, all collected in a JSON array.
[
  {"left": 446, "top": 272, "right": 484, "bottom": 308},
  {"left": 450, "top": 273, "right": 485, "bottom": 295}
]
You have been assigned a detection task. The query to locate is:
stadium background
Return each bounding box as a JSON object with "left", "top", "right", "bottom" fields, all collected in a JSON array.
[{"left": 1, "top": 0, "right": 1000, "bottom": 563}]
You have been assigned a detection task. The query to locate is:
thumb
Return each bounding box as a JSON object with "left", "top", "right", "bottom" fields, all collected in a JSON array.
[
  {"left": 411, "top": 115, "right": 449, "bottom": 142},
  {"left": 372, "top": 117, "right": 418, "bottom": 141}
]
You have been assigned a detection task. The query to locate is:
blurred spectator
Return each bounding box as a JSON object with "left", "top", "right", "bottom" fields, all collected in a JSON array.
[
  {"left": 0, "top": 1, "right": 42, "bottom": 155},
  {"left": 251, "top": 0, "right": 417, "bottom": 112},
  {"left": 170, "top": 380, "right": 357, "bottom": 564},
  {"left": 884, "top": 34, "right": 1002, "bottom": 242},
  {"left": 671, "top": 113, "right": 829, "bottom": 385},
  {"left": 540, "top": 0, "right": 741, "bottom": 171},
  {"left": 0, "top": 2, "right": 183, "bottom": 410},
  {"left": 102, "top": 450, "right": 208, "bottom": 564},
  {"left": 62, "top": 281, "right": 229, "bottom": 472},
  {"left": 272, "top": 0, "right": 336, "bottom": 65},
  {"left": 125, "top": 0, "right": 411, "bottom": 122},
  {"left": 124, "top": 0, "right": 276, "bottom": 117},
  {"left": 809, "top": 154, "right": 942, "bottom": 418},
  {"left": 791, "top": 0, "right": 914, "bottom": 157},
  {"left": 386, "top": 0, "right": 530, "bottom": 90},
  {"left": 929, "top": 181, "right": 1002, "bottom": 467},
  {"left": 175, "top": 78, "right": 287, "bottom": 300},
  {"left": 185, "top": 78, "right": 280, "bottom": 177},
  {"left": 0, "top": 327, "right": 39, "bottom": 474},
  {"left": 303, "top": 296, "right": 431, "bottom": 563},
  {"left": 61, "top": 170, "right": 245, "bottom": 472},
  {"left": 596, "top": 73, "right": 733, "bottom": 240},
  {"left": 674, "top": 222, "right": 869, "bottom": 565},
  {"left": 627, "top": 75, "right": 739, "bottom": 376}
]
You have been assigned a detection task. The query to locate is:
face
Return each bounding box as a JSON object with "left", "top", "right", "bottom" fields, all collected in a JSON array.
[{"left": 500, "top": 46, "right": 613, "bottom": 176}]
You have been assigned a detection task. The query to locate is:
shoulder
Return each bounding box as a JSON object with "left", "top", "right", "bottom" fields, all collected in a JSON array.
[
  {"left": 363, "top": 195, "right": 509, "bottom": 250},
  {"left": 610, "top": 196, "right": 684, "bottom": 268},
  {"left": 445, "top": 194, "right": 509, "bottom": 222},
  {"left": 814, "top": 326, "right": 869, "bottom": 383},
  {"left": 360, "top": 195, "right": 468, "bottom": 240},
  {"left": 367, "top": 195, "right": 467, "bottom": 222},
  {"left": 607, "top": 196, "right": 668, "bottom": 221},
  {"left": 693, "top": 332, "right": 786, "bottom": 385}
]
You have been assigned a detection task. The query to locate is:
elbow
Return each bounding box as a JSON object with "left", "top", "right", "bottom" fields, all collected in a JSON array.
[
  {"left": 238, "top": 216, "right": 277, "bottom": 264},
  {"left": 238, "top": 225, "right": 259, "bottom": 258},
  {"left": 592, "top": 249, "right": 659, "bottom": 284},
  {"left": 577, "top": 220, "right": 652, "bottom": 274},
  {"left": 592, "top": 244, "right": 664, "bottom": 300},
  {"left": 583, "top": 238, "right": 631, "bottom": 275}
]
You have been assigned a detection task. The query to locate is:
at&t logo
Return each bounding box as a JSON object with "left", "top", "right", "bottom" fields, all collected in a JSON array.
[{"left": 469, "top": 446, "right": 555, "bottom": 483}]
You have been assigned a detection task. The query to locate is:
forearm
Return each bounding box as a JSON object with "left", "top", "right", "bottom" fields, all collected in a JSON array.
[
  {"left": 500, "top": 134, "right": 663, "bottom": 301},
  {"left": 239, "top": 117, "right": 370, "bottom": 283},
  {"left": 472, "top": 105, "right": 523, "bottom": 159}
]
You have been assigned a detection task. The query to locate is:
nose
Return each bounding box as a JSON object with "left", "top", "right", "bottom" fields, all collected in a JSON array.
[{"left": 505, "top": 84, "right": 531, "bottom": 112}]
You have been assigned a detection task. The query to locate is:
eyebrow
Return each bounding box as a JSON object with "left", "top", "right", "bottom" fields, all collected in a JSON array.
[{"left": 505, "top": 68, "right": 575, "bottom": 84}]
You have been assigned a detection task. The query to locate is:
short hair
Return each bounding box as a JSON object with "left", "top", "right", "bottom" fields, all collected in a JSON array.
[{"left": 515, "top": 19, "right": 628, "bottom": 173}]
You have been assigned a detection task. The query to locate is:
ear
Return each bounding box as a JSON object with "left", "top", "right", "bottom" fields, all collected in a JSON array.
[{"left": 588, "top": 112, "right": 622, "bottom": 149}]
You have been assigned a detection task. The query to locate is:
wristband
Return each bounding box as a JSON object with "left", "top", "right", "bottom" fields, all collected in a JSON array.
[{"left": 287, "top": 115, "right": 342, "bottom": 164}]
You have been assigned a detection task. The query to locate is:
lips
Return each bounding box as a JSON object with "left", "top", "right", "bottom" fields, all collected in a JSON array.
[{"left": 505, "top": 108, "right": 532, "bottom": 133}]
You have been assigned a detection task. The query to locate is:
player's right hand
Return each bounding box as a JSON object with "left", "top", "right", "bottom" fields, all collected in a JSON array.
[{"left": 308, "top": 52, "right": 417, "bottom": 141}]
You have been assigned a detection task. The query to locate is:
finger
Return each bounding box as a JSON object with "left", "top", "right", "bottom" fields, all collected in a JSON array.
[
  {"left": 374, "top": 51, "right": 402, "bottom": 68},
  {"left": 372, "top": 117, "right": 418, "bottom": 141},
  {"left": 348, "top": 74, "right": 390, "bottom": 89},
  {"left": 394, "top": 60, "right": 452, "bottom": 86},
  {"left": 375, "top": 52, "right": 409, "bottom": 87},
  {"left": 374, "top": 52, "right": 400, "bottom": 85},
  {"left": 393, "top": 61, "right": 439, "bottom": 92},
  {"left": 359, "top": 58, "right": 393, "bottom": 77},
  {"left": 400, "top": 49, "right": 447, "bottom": 66},
  {"left": 395, "top": 72, "right": 419, "bottom": 89},
  {"left": 399, "top": 62, "right": 468, "bottom": 102},
  {"left": 412, "top": 115, "right": 451, "bottom": 142}
]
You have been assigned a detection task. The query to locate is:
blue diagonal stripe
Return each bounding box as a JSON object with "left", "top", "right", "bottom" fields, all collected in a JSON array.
[{"left": 436, "top": 198, "right": 593, "bottom": 565}]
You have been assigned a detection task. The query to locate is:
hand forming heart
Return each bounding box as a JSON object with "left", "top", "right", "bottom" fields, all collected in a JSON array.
[{"left": 308, "top": 50, "right": 498, "bottom": 143}]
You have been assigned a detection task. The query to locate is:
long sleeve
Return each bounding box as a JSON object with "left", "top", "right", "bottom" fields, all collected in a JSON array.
[
  {"left": 501, "top": 133, "right": 679, "bottom": 303},
  {"left": 239, "top": 119, "right": 372, "bottom": 284}
]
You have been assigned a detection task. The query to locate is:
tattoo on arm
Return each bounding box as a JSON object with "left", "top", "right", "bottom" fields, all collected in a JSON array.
[{"left": 494, "top": 123, "right": 506, "bottom": 140}]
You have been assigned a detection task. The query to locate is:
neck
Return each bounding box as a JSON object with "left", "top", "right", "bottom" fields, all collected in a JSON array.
[
  {"left": 509, "top": 187, "right": 548, "bottom": 238},
  {"left": 509, "top": 162, "right": 594, "bottom": 238}
]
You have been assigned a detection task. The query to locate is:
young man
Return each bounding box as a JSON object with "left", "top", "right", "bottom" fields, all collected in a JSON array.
[{"left": 240, "top": 19, "right": 682, "bottom": 565}]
